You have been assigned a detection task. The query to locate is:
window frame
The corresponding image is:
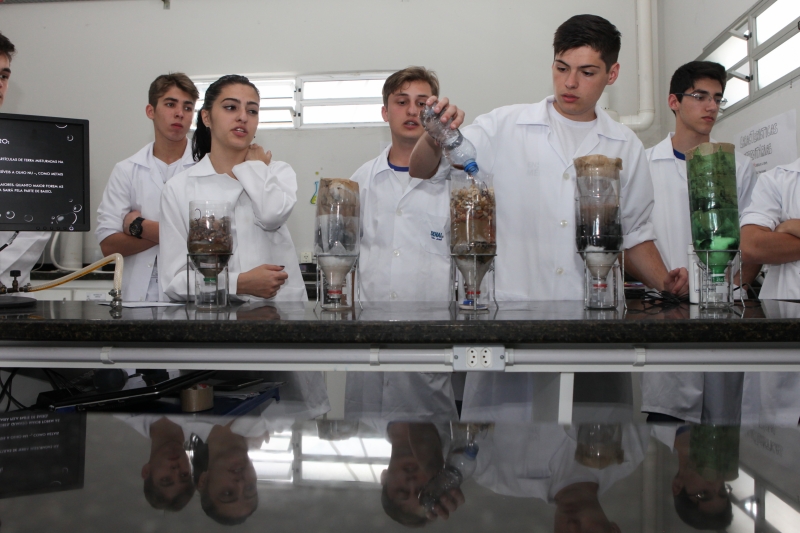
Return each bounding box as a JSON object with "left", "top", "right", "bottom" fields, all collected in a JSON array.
[
  {"left": 295, "top": 72, "right": 392, "bottom": 129},
  {"left": 190, "top": 72, "right": 393, "bottom": 130},
  {"left": 698, "top": 0, "right": 800, "bottom": 119}
]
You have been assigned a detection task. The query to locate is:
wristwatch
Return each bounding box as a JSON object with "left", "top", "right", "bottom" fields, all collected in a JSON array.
[{"left": 129, "top": 217, "right": 145, "bottom": 239}]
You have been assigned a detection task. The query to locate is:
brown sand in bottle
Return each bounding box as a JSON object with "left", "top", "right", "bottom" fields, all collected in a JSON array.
[
  {"left": 574, "top": 155, "right": 623, "bottom": 176},
  {"left": 317, "top": 178, "right": 360, "bottom": 217}
]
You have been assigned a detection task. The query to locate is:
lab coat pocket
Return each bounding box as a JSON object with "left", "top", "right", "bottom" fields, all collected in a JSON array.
[
  {"left": 415, "top": 214, "right": 452, "bottom": 301},
  {"left": 418, "top": 214, "right": 450, "bottom": 257}
]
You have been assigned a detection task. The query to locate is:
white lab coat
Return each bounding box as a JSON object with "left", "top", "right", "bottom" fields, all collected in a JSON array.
[
  {"left": 347, "top": 146, "right": 457, "bottom": 420},
  {"left": 0, "top": 231, "right": 50, "bottom": 288},
  {"left": 159, "top": 155, "right": 306, "bottom": 302},
  {"left": 741, "top": 300, "right": 800, "bottom": 425},
  {"left": 472, "top": 422, "right": 649, "bottom": 503},
  {"left": 461, "top": 95, "right": 656, "bottom": 302},
  {"left": 460, "top": 97, "right": 656, "bottom": 414},
  {"left": 640, "top": 134, "right": 756, "bottom": 424},
  {"left": 350, "top": 144, "right": 451, "bottom": 302},
  {"left": 738, "top": 158, "right": 800, "bottom": 424},
  {"left": 740, "top": 158, "right": 800, "bottom": 299},
  {"left": 95, "top": 141, "right": 196, "bottom": 302}
]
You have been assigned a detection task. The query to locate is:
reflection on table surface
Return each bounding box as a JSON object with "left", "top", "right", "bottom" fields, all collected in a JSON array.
[
  {"left": 2, "top": 298, "right": 786, "bottom": 322},
  {"left": 1, "top": 408, "right": 798, "bottom": 532}
]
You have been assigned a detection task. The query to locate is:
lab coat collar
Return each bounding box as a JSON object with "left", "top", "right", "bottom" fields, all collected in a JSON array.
[
  {"left": 374, "top": 143, "right": 394, "bottom": 175},
  {"left": 128, "top": 142, "right": 155, "bottom": 169},
  {"left": 378, "top": 143, "right": 426, "bottom": 194},
  {"left": 186, "top": 154, "right": 218, "bottom": 177},
  {"left": 774, "top": 158, "right": 800, "bottom": 173},
  {"left": 650, "top": 133, "right": 677, "bottom": 161},
  {"left": 128, "top": 139, "right": 194, "bottom": 170},
  {"left": 516, "top": 95, "right": 628, "bottom": 142},
  {"left": 652, "top": 133, "right": 726, "bottom": 161}
]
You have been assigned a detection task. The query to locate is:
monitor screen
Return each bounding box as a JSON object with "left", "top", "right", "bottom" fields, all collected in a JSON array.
[{"left": 0, "top": 113, "right": 90, "bottom": 232}]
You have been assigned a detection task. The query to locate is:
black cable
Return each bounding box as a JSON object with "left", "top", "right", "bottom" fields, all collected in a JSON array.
[
  {"left": 627, "top": 289, "right": 688, "bottom": 314},
  {"left": 0, "top": 231, "right": 19, "bottom": 253},
  {"left": 0, "top": 369, "right": 16, "bottom": 408},
  {"left": 41, "top": 369, "right": 60, "bottom": 390},
  {"left": 0, "top": 369, "right": 31, "bottom": 411}
]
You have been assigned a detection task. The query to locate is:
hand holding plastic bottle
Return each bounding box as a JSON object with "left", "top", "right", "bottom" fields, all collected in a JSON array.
[
  {"left": 418, "top": 441, "right": 477, "bottom": 520},
  {"left": 421, "top": 96, "right": 466, "bottom": 142}
]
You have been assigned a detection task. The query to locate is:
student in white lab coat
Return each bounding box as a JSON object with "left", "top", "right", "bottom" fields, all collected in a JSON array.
[
  {"left": 409, "top": 15, "right": 687, "bottom": 414},
  {"left": 641, "top": 61, "right": 758, "bottom": 424},
  {"left": 410, "top": 15, "right": 688, "bottom": 301},
  {"left": 159, "top": 75, "right": 306, "bottom": 302},
  {"left": 740, "top": 157, "right": 800, "bottom": 425},
  {"left": 95, "top": 73, "right": 198, "bottom": 302},
  {"left": 0, "top": 31, "right": 51, "bottom": 289},
  {"left": 346, "top": 67, "right": 458, "bottom": 421}
]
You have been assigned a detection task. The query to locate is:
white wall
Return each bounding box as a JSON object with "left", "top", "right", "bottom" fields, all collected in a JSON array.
[
  {"left": 657, "top": 0, "right": 800, "bottom": 159},
  {"left": 1, "top": 0, "right": 662, "bottom": 262}
]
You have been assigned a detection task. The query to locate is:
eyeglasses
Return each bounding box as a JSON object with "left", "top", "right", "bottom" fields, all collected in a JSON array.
[
  {"left": 675, "top": 92, "right": 728, "bottom": 107},
  {"left": 692, "top": 484, "right": 733, "bottom": 502}
]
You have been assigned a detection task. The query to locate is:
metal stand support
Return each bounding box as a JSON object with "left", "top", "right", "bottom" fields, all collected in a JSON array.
[
  {"left": 187, "top": 253, "right": 231, "bottom": 309},
  {"left": 314, "top": 255, "right": 362, "bottom": 313},
  {"left": 450, "top": 252, "right": 498, "bottom": 313},
  {"left": 693, "top": 249, "right": 743, "bottom": 309},
  {"left": 579, "top": 249, "right": 625, "bottom": 311}
]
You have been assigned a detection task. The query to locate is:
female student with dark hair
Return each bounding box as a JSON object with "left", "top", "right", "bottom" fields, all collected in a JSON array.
[{"left": 159, "top": 74, "right": 306, "bottom": 302}]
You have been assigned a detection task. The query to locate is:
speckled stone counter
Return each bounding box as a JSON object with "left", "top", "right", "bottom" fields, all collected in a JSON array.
[{"left": 0, "top": 298, "right": 797, "bottom": 346}]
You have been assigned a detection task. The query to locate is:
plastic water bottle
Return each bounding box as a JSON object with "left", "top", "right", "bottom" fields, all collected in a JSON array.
[
  {"left": 418, "top": 442, "right": 479, "bottom": 513},
  {"left": 420, "top": 104, "right": 480, "bottom": 176}
]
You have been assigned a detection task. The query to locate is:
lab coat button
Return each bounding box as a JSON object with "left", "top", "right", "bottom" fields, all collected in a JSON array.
[
  {"left": 560, "top": 220, "right": 568, "bottom": 227},
  {"left": 396, "top": 209, "right": 402, "bottom": 216},
  {"left": 562, "top": 173, "right": 570, "bottom": 180},
  {"left": 390, "top": 292, "right": 397, "bottom": 299},
  {"left": 556, "top": 267, "right": 564, "bottom": 275},
  {"left": 393, "top": 249, "right": 400, "bottom": 257}
]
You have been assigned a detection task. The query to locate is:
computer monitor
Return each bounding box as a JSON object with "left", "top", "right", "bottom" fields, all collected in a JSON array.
[{"left": 0, "top": 113, "right": 90, "bottom": 232}]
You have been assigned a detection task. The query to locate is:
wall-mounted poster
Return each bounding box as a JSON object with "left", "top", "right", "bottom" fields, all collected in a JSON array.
[{"left": 736, "top": 110, "right": 798, "bottom": 177}]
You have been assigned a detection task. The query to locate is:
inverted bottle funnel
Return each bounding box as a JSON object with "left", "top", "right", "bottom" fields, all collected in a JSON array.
[
  {"left": 450, "top": 170, "right": 496, "bottom": 309},
  {"left": 315, "top": 178, "right": 360, "bottom": 308},
  {"left": 574, "top": 155, "right": 623, "bottom": 309}
]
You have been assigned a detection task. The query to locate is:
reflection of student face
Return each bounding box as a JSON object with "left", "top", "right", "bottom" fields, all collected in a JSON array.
[
  {"left": 553, "top": 483, "right": 621, "bottom": 533},
  {"left": 142, "top": 440, "right": 193, "bottom": 501},
  {"left": 674, "top": 473, "right": 729, "bottom": 515},
  {"left": 199, "top": 445, "right": 258, "bottom": 521},
  {"left": 0, "top": 53, "right": 11, "bottom": 109},
  {"left": 382, "top": 452, "right": 430, "bottom": 518},
  {"left": 201, "top": 83, "right": 259, "bottom": 153}
]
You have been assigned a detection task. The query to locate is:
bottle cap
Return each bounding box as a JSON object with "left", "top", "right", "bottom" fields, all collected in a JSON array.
[
  {"left": 464, "top": 161, "right": 479, "bottom": 175},
  {"left": 464, "top": 443, "right": 479, "bottom": 459}
]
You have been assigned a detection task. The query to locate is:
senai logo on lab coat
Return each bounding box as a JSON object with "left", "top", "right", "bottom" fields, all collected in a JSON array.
[{"left": 430, "top": 230, "right": 443, "bottom": 241}]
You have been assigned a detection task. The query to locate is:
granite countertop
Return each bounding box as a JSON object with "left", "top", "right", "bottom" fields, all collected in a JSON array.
[{"left": 0, "top": 298, "right": 798, "bottom": 345}]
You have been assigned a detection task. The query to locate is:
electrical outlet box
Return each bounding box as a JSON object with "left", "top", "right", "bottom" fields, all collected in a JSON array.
[
  {"left": 452, "top": 345, "right": 505, "bottom": 371},
  {"left": 300, "top": 252, "right": 314, "bottom": 264}
]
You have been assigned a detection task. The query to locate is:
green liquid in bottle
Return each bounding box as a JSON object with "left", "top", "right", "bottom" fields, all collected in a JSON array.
[{"left": 686, "top": 143, "right": 739, "bottom": 279}]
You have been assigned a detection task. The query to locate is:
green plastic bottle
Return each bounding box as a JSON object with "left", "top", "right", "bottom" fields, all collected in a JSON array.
[{"left": 686, "top": 143, "right": 739, "bottom": 281}]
